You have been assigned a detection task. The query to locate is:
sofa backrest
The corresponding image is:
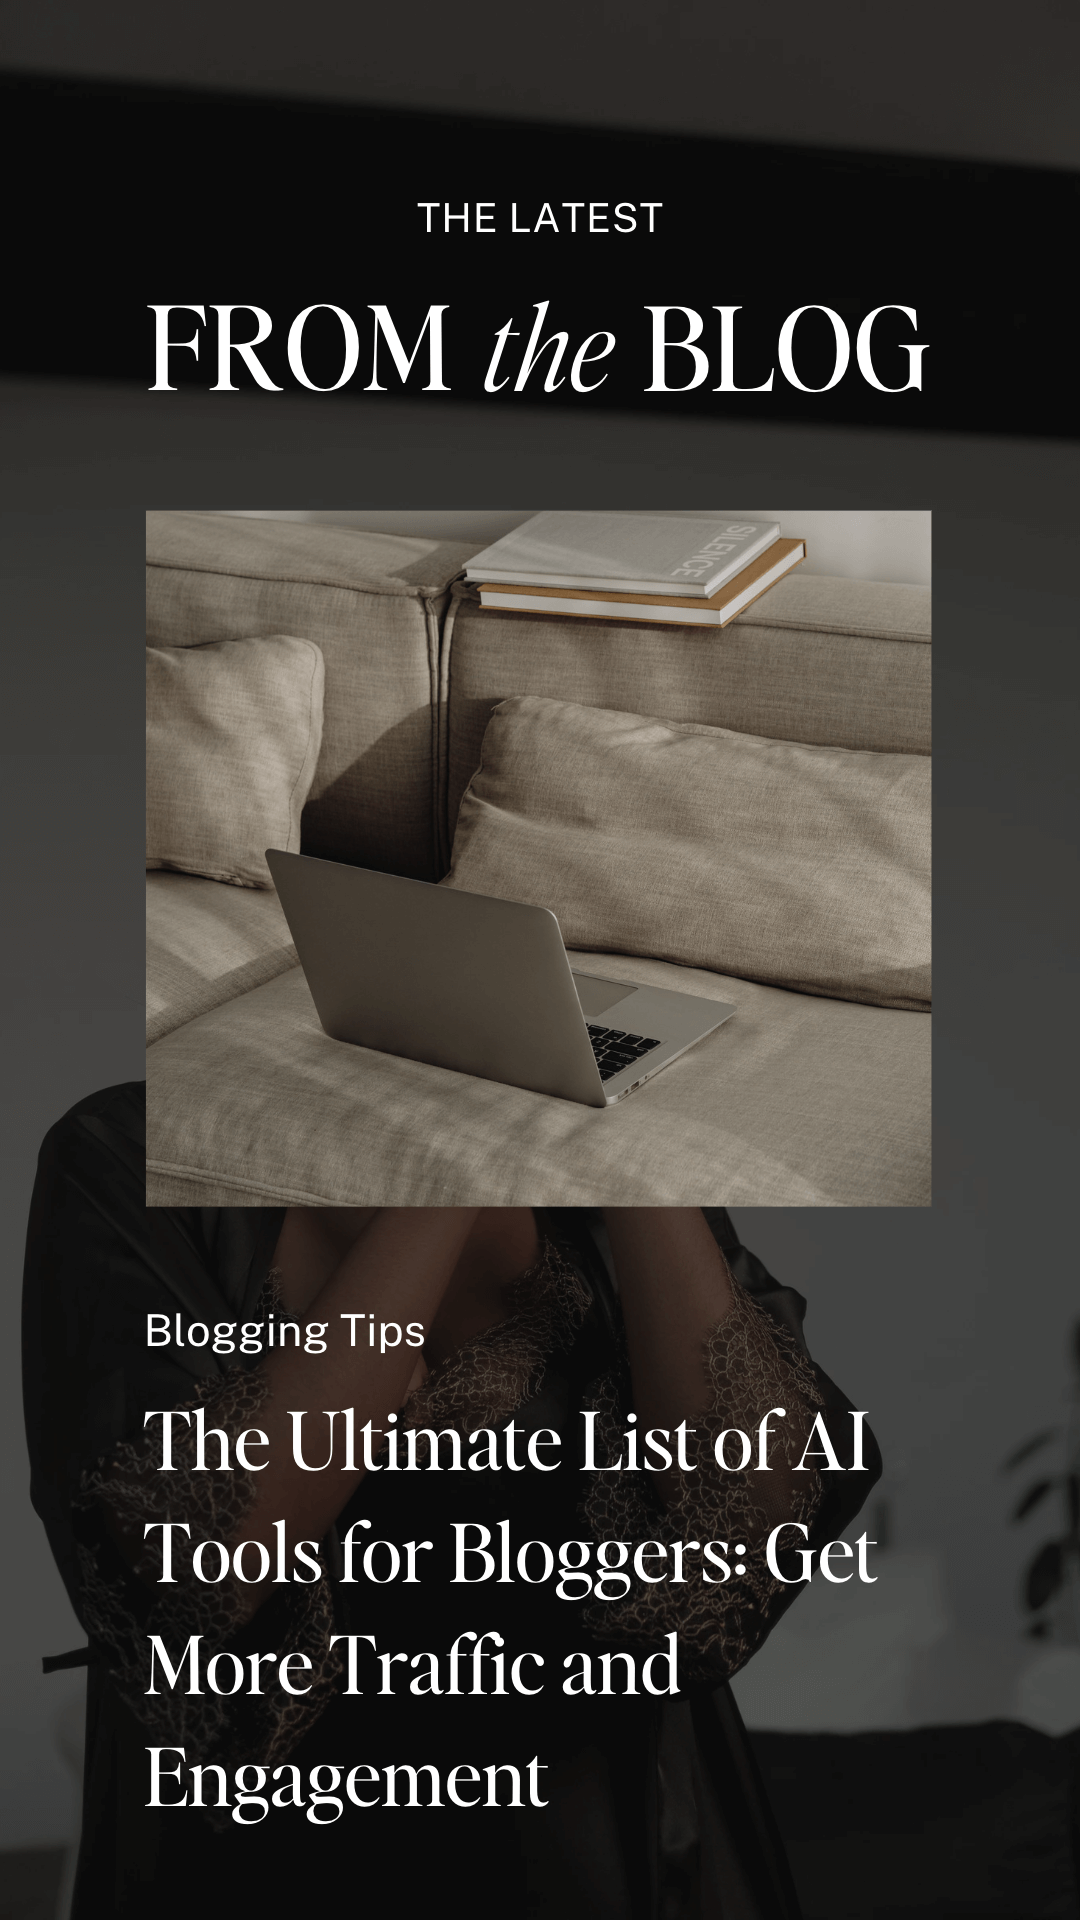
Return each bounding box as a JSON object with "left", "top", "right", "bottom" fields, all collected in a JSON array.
[
  {"left": 146, "top": 516, "right": 932, "bottom": 885},
  {"left": 146, "top": 513, "right": 481, "bottom": 880},
  {"left": 438, "top": 572, "right": 931, "bottom": 863}
]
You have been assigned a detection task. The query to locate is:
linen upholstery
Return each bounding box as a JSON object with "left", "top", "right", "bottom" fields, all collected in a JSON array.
[
  {"left": 444, "top": 695, "right": 931, "bottom": 1011},
  {"left": 146, "top": 513, "right": 482, "bottom": 880},
  {"left": 440, "top": 573, "right": 930, "bottom": 859},
  {"left": 147, "top": 635, "right": 325, "bottom": 889},
  {"left": 143, "top": 532, "right": 932, "bottom": 1210},
  {"left": 146, "top": 872, "right": 298, "bottom": 1045},
  {"left": 145, "top": 953, "right": 929, "bottom": 1208}
]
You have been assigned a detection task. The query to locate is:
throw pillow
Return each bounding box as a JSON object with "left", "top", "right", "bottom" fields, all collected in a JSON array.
[
  {"left": 147, "top": 635, "right": 325, "bottom": 888},
  {"left": 443, "top": 694, "right": 930, "bottom": 1010}
]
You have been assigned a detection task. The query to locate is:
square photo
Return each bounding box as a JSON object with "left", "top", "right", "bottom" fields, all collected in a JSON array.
[{"left": 145, "top": 508, "right": 931, "bottom": 1209}]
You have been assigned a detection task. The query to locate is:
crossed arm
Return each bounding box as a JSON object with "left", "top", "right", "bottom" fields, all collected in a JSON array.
[{"left": 95, "top": 1207, "right": 797, "bottom": 1614}]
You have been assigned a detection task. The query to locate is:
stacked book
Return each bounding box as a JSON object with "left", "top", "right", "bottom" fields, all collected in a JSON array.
[{"left": 465, "top": 511, "right": 805, "bottom": 628}]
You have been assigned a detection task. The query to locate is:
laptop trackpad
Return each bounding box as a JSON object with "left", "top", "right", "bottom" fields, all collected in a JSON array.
[{"left": 572, "top": 972, "right": 639, "bottom": 1018}]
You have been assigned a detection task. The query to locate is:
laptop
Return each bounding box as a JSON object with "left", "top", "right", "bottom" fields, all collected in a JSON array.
[{"left": 265, "top": 850, "right": 735, "bottom": 1109}]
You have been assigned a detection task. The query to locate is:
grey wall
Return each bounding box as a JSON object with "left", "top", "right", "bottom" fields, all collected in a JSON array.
[
  {"left": 727, "top": 1208, "right": 1078, "bottom": 1731},
  {"left": 225, "top": 510, "right": 932, "bottom": 585},
  {"left": 1, "top": 509, "right": 145, "bottom": 1849},
  {"left": 4, "top": 1, "right": 1078, "bottom": 167}
]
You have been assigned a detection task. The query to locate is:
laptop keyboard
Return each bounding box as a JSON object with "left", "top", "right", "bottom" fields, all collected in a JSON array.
[{"left": 587, "top": 1024, "right": 662, "bottom": 1083}]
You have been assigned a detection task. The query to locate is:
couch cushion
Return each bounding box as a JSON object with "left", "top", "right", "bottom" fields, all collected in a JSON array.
[
  {"left": 147, "top": 634, "right": 325, "bottom": 889},
  {"left": 147, "top": 513, "right": 482, "bottom": 880},
  {"left": 440, "top": 573, "right": 931, "bottom": 861},
  {"left": 145, "top": 953, "right": 930, "bottom": 1207},
  {"left": 146, "top": 872, "right": 298, "bottom": 1044},
  {"left": 445, "top": 695, "right": 931, "bottom": 1011}
]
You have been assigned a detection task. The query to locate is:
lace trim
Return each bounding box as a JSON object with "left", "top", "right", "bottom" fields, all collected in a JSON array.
[
  {"left": 75, "top": 1238, "right": 828, "bottom": 1771},
  {"left": 396, "top": 1236, "right": 592, "bottom": 1455},
  {"left": 397, "top": 1237, "right": 828, "bottom": 1685},
  {"left": 581, "top": 1280, "right": 826, "bottom": 1681}
]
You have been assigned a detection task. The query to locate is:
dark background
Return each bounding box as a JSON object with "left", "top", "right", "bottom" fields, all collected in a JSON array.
[
  {"left": 2, "top": 68, "right": 1077, "bottom": 437},
  {"left": 2, "top": 9, "right": 1078, "bottom": 1908}
]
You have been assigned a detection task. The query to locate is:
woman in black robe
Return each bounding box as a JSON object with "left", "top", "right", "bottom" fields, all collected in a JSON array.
[{"left": 23, "top": 1082, "right": 880, "bottom": 1920}]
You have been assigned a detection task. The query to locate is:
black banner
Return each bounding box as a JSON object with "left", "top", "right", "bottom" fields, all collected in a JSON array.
[{"left": 4, "top": 70, "right": 1075, "bottom": 436}]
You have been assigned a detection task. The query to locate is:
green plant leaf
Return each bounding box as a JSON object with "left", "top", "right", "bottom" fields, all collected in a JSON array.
[
  {"left": 1013, "top": 1478, "right": 1055, "bottom": 1521},
  {"left": 1025, "top": 1541, "right": 1063, "bottom": 1612},
  {"left": 1002, "top": 1430, "right": 1058, "bottom": 1471}
]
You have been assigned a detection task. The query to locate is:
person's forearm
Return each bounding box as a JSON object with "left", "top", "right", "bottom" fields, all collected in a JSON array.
[
  {"left": 102, "top": 1208, "right": 479, "bottom": 1605},
  {"left": 602, "top": 1211, "right": 821, "bottom": 1532},
  {"left": 601, "top": 1208, "right": 737, "bottom": 1437},
  {"left": 243, "top": 1207, "right": 480, "bottom": 1546}
]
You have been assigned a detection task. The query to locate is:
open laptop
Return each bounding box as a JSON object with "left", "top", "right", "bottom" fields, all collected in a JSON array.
[{"left": 265, "top": 850, "right": 735, "bottom": 1109}]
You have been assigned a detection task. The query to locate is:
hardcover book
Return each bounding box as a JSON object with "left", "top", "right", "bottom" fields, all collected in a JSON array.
[
  {"left": 477, "top": 537, "right": 806, "bottom": 626},
  {"left": 465, "top": 511, "right": 781, "bottom": 596}
]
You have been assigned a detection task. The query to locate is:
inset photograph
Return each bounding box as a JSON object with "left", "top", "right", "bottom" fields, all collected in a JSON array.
[{"left": 146, "top": 510, "right": 930, "bottom": 1206}]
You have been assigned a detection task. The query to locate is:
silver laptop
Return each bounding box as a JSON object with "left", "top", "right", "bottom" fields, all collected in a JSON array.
[{"left": 266, "top": 850, "right": 735, "bottom": 1109}]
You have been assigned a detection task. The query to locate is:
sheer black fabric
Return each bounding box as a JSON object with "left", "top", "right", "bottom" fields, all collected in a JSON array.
[{"left": 23, "top": 1084, "right": 881, "bottom": 1920}]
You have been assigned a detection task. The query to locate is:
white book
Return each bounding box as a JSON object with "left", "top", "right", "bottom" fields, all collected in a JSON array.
[
  {"left": 478, "top": 540, "right": 806, "bottom": 626},
  {"left": 465, "top": 511, "right": 781, "bottom": 598}
]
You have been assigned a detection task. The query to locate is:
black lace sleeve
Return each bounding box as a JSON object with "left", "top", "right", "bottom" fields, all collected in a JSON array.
[
  {"left": 75, "top": 1304, "right": 342, "bottom": 1771},
  {"left": 395, "top": 1235, "right": 837, "bottom": 1689},
  {"left": 580, "top": 1279, "right": 829, "bottom": 1685}
]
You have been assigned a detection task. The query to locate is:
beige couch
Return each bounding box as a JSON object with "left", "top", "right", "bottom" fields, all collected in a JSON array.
[{"left": 146, "top": 512, "right": 930, "bottom": 1208}]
